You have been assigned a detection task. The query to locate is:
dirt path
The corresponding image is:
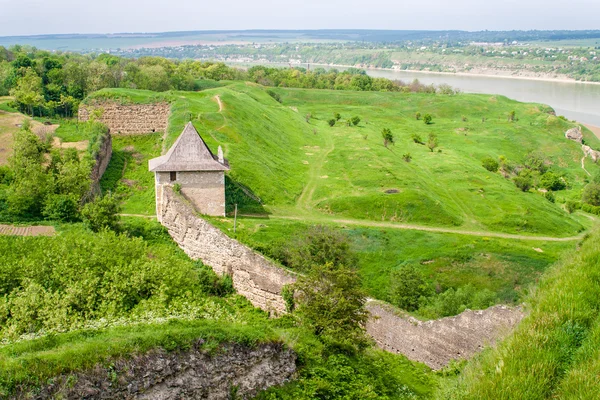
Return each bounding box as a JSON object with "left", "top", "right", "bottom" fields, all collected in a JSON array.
[
  {"left": 214, "top": 95, "right": 224, "bottom": 112},
  {"left": 296, "top": 133, "right": 335, "bottom": 209},
  {"left": 581, "top": 156, "right": 592, "bottom": 176},
  {"left": 0, "top": 224, "right": 55, "bottom": 236},
  {"left": 267, "top": 214, "right": 585, "bottom": 242}
]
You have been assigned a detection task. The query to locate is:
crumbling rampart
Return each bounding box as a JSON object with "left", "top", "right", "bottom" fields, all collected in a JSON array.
[{"left": 79, "top": 102, "right": 170, "bottom": 135}]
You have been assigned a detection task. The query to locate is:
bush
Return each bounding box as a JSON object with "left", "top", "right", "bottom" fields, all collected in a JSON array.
[
  {"left": 81, "top": 193, "right": 121, "bottom": 232},
  {"left": 427, "top": 133, "right": 438, "bottom": 152},
  {"left": 381, "top": 128, "right": 394, "bottom": 147},
  {"left": 565, "top": 200, "right": 580, "bottom": 214},
  {"left": 350, "top": 116, "right": 361, "bottom": 126},
  {"left": 411, "top": 133, "right": 424, "bottom": 144},
  {"left": 282, "top": 225, "right": 357, "bottom": 271},
  {"left": 266, "top": 89, "right": 281, "bottom": 103},
  {"left": 419, "top": 284, "right": 497, "bottom": 319},
  {"left": 540, "top": 172, "right": 566, "bottom": 191},
  {"left": 514, "top": 171, "right": 533, "bottom": 192},
  {"left": 402, "top": 153, "right": 412, "bottom": 162},
  {"left": 582, "top": 182, "right": 600, "bottom": 206},
  {"left": 415, "top": 112, "right": 421, "bottom": 120},
  {"left": 334, "top": 112, "right": 341, "bottom": 121},
  {"left": 544, "top": 191, "right": 556, "bottom": 203},
  {"left": 0, "top": 166, "right": 13, "bottom": 185},
  {"left": 42, "top": 194, "right": 79, "bottom": 222},
  {"left": 423, "top": 114, "right": 433, "bottom": 124},
  {"left": 389, "top": 265, "right": 432, "bottom": 311},
  {"left": 481, "top": 157, "right": 499, "bottom": 172},
  {"left": 328, "top": 118, "right": 336, "bottom": 127}
]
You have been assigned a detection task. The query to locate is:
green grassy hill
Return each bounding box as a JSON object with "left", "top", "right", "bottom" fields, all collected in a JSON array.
[{"left": 91, "top": 83, "right": 598, "bottom": 316}]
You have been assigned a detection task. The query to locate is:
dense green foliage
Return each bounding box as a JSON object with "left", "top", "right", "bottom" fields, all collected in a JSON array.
[
  {"left": 438, "top": 230, "right": 600, "bottom": 399},
  {"left": 0, "top": 121, "right": 108, "bottom": 222}
]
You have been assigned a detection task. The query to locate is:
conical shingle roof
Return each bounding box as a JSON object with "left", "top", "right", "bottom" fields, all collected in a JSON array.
[{"left": 149, "top": 122, "right": 229, "bottom": 172}]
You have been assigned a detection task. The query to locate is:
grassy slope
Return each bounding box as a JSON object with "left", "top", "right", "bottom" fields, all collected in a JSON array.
[
  {"left": 92, "top": 83, "right": 597, "bottom": 308},
  {"left": 437, "top": 230, "right": 600, "bottom": 399}
]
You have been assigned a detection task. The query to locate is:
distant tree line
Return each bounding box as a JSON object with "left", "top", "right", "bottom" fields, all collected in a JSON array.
[{"left": 0, "top": 45, "right": 458, "bottom": 118}]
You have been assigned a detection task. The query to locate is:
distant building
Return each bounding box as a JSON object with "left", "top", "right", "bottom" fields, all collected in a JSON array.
[{"left": 149, "top": 122, "right": 229, "bottom": 217}]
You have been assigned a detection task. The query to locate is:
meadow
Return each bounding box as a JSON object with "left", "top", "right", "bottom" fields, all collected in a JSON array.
[{"left": 87, "top": 82, "right": 599, "bottom": 317}]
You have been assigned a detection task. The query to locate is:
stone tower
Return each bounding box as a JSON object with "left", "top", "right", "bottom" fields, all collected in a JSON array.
[{"left": 149, "top": 122, "right": 229, "bottom": 218}]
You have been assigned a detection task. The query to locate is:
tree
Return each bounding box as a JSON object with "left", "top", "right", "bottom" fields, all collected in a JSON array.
[
  {"left": 351, "top": 116, "right": 361, "bottom": 126},
  {"left": 81, "top": 193, "right": 121, "bottom": 232},
  {"left": 294, "top": 262, "right": 370, "bottom": 351},
  {"left": 328, "top": 118, "right": 336, "bottom": 127},
  {"left": 582, "top": 182, "right": 600, "bottom": 206},
  {"left": 381, "top": 128, "right": 394, "bottom": 148},
  {"left": 508, "top": 110, "right": 516, "bottom": 122},
  {"left": 283, "top": 225, "right": 357, "bottom": 272},
  {"left": 411, "top": 133, "right": 424, "bottom": 144},
  {"left": 402, "top": 153, "right": 412, "bottom": 162},
  {"left": 389, "top": 265, "right": 432, "bottom": 311},
  {"left": 540, "top": 172, "right": 566, "bottom": 191},
  {"left": 415, "top": 112, "right": 421, "bottom": 120},
  {"left": 10, "top": 68, "right": 44, "bottom": 116},
  {"left": 334, "top": 112, "right": 341, "bottom": 121},
  {"left": 426, "top": 133, "right": 438, "bottom": 152},
  {"left": 423, "top": 114, "right": 433, "bottom": 124}
]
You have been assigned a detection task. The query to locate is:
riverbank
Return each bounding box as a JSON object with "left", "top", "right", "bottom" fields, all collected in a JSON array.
[
  {"left": 226, "top": 60, "right": 600, "bottom": 86},
  {"left": 584, "top": 124, "right": 600, "bottom": 140}
]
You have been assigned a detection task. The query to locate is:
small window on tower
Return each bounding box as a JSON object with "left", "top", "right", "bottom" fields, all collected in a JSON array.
[{"left": 170, "top": 171, "right": 177, "bottom": 182}]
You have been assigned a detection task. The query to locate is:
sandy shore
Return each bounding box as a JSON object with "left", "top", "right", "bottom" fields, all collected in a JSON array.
[{"left": 583, "top": 124, "right": 600, "bottom": 140}]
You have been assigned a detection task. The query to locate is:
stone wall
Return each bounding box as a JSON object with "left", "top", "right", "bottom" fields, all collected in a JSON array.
[
  {"left": 156, "top": 171, "right": 226, "bottom": 216},
  {"left": 366, "top": 301, "right": 524, "bottom": 370},
  {"left": 158, "top": 186, "right": 296, "bottom": 314},
  {"left": 79, "top": 102, "right": 170, "bottom": 135},
  {"left": 158, "top": 186, "right": 524, "bottom": 368},
  {"left": 30, "top": 342, "right": 296, "bottom": 400},
  {"left": 89, "top": 132, "right": 112, "bottom": 196}
]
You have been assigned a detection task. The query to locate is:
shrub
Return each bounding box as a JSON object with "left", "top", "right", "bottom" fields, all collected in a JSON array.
[
  {"left": 482, "top": 157, "right": 499, "bottom": 172},
  {"left": 524, "top": 152, "right": 548, "bottom": 174},
  {"left": 427, "top": 133, "right": 438, "bottom": 152},
  {"left": 544, "top": 191, "right": 556, "bottom": 203},
  {"left": 282, "top": 225, "right": 357, "bottom": 271},
  {"left": 42, "top": 194, "right": 79, "bottom": 222},
  {"left": 423, "top": 114, "right": 433, "bottom": 124},
  {"left": 415, "top": 112, "right": 421, "bottom": 120},
  {"left": 402, "top": 153, "right": 412, "bottom": 162},
  {"left": 81, "top": 193, "right": 121, "bottom": 232},
  {"left": 351, "top": 116, "right": 361, "bottom": 126},
  {"left": 411, "top": 133, "right": 424, "bottom": 144},
  {"left": 266, "top": 89, "right": 281, "bottom": 103},
  {"left": 173, "top": 183, "right": 182, "bottom": 193},
  {"left": 381, "top": 128, "right": 394, "bottom": 147},
  {"left": 334, "top": 112, "right": 341, "bottom": 121},
  {"left": 419, "top": 284, "right": 497, "bottom": 319},
  {"left": 305, "top": 113, "right": 311, "bottom": 123},
  {"left": 565, "top": 200, "right": 580, "bottom": 214},
  {"left": 540, "top": 172, "right": 566, "bottom": 191},
  {"left": 514, "top": 171, "right": 533, "bottom": 192},
  {"left": 582, "top": 182, "right": 600, "bottom": 206},
  {"left": 389, "top": 265, "right": 432, "bottom": 311},
  {"left": 0, "top": 166, "right": 13, "bottom": 185},
  {"left": 328, "top": 118, "right": 336, "bottom": 127}
]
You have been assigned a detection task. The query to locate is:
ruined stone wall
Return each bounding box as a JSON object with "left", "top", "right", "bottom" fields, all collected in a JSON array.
[
  {"left": 158, "top": 186, "right": 296, "bottom": 314},
  {"left": 366, "top": 301, "right": 524, "bottom": 370},
  {"left": 79, "top": 102, "right": 170, "bottom": 135},
  {"left": 89, "top": 132, "right": 112, "bottom": 196},
  {"left": 31, "top": 342, "right": 296, "bottom": 400},
  {"left": 158, "top": 186, "right": 523, "bottom": 368}
]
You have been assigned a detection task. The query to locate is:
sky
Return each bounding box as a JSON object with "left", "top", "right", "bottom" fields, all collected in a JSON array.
[{"left": 0, "top": 0, "right": 599, "bottom": 36}]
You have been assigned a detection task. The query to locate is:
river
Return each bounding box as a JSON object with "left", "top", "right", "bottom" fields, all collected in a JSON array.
[{"left": 227, "top": 62, "right": 600, "bottom": 127}]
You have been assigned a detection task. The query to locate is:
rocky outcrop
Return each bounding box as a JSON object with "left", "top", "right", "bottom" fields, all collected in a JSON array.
[
  {"left": 31, "top": 342, "right": 296, "bottom": 400},
  {"left": 565, "top": 126, "right": 583, "bottom": 143},
  {"left": 366, "top": 301, "right": 524, "bottom": 370},
  {"left": 158, "top": 186, "right": 296, "bottom": 315},
  {"left": 79, "top": 102, "right": 170, "bottom": 135},
  {"left": 582, "top": 144, "right": 600, "bottom": 163}
]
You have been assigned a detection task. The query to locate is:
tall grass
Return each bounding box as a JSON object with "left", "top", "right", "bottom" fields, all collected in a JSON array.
[{"left": 438, "top": 230, "right": 600, "bottom": 399}]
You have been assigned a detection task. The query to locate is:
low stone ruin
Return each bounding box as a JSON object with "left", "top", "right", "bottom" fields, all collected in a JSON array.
[
  {"left": 79, "top": 102, "right": 170, "bottom": 135},
  {"left": 582, "top": 145, "right": 600, "bottom": 163}
]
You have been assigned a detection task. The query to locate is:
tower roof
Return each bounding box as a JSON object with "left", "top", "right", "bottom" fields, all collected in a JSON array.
[{"left": 149, "top": 122, "right": 229, "bottom": 172}]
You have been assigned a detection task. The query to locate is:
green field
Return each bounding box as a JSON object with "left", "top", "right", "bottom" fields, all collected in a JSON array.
[{"left": 90, "top": 82, "right": 599, "bottom": 316}]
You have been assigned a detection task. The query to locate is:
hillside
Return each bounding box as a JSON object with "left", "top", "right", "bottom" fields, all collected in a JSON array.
[{"left": 90, "top": 83, "right": 599, "bottom": 317}]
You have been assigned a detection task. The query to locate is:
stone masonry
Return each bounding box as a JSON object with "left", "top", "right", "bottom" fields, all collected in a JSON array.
[
  {"left": 79, "top": 102, "right": 170, "bottom": 135},
  {"left": 158, "top": 186, "right": 296, "bottom": 315},
  {"left": 158, "top": 185, "right": 524, "bottom": 368}
]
